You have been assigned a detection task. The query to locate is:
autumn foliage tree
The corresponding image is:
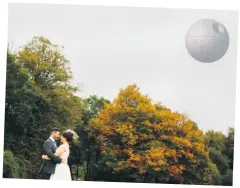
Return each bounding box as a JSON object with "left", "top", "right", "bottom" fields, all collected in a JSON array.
[{"left": 87, "top": 85, "right": 213, "bottom": 184}]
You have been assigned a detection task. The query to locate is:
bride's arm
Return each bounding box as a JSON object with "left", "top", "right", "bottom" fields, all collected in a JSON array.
[
  {"left": 54, "top": 144, "right": 66, "bottom": 157},
  {"left": 42, "top": 144, "right": 66, "bottom": 160},
  {"left": 42, "top": 141, "right": 62, "bottom": 163}
]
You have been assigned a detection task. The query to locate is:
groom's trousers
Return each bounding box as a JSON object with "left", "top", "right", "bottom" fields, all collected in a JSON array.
[{"left": 39, "top": 172, "right": 51, "bottom": 180}]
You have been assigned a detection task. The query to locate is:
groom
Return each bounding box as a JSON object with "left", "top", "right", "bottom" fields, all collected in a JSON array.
[{"left": 39, "top": 127, "right": 64, "bottom": 179}]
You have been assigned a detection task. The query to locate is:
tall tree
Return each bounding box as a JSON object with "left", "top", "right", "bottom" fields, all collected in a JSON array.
[
  {"left": 17, "top": 36, "right": 82, "bottom": 130},
  {"left": 4, "top": 37, "right": 83, "bottom": 177},
  {"left": 69, "top": 95, "right": 110, "bottom": 180},
  {"left": 4, "top": 50, "right": 40, "bottom": 177},
  {"left": 223, "top": 127, "right": 234, "bottom": 186},
  {"left": 224, "top": 127, "right": 234, "bottom": 169},
  {"left": 86, "top": 84, "right": 213, "bottom": 184},
  {"left": 205, "top": 128, "right": 234, "bottom": 186}
]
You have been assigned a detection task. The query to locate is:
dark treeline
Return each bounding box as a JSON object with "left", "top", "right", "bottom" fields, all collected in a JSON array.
[{"left": 3, "top": 37, "right": 234, "bottom": 185}]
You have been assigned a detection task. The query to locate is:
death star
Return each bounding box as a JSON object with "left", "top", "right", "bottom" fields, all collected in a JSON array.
[{"left": 185, "top": 19, "right": 229, "bottom": 63}]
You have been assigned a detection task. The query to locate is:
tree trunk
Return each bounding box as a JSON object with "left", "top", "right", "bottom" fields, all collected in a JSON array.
[
  {"left": 69, "top": 165, "right": 73, "bottom": 180},
  {"left": 85, "top": 140, "right": 91, "bottom": 181},
  {"left": 76, "top": 165, "right": 79, "bottom": 180}
]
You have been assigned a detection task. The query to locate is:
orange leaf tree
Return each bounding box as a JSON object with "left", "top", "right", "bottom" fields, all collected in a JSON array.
[{"left": 86, "top": 85, "right": 213, "bottom": 184}]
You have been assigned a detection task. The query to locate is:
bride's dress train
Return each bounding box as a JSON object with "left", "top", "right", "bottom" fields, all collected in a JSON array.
[{"left": 50, "top": 143, "right": 71, "bottom": 180}]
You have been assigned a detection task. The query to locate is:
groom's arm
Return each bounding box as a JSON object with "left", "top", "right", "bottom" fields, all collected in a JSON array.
[{"left": 43, "top": 141, "right": 62, "bottom": 164}]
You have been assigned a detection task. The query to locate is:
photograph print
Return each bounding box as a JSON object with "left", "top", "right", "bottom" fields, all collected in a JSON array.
[{"left": 3, "top": 3, "right": 238, "bottom": 186}]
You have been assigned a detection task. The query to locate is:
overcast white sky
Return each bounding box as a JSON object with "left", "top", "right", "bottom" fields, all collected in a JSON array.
[{"left": 8, "top": 3, "right": 238, "bottom": 133}]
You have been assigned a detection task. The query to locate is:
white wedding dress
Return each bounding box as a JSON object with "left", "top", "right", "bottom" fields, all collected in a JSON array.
[{"left": 50, "top": 143, "right": 71, "bottom": 180}]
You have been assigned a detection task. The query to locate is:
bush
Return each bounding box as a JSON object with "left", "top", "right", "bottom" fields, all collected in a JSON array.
[
  {"left": 222, "top": 169, "right": 233, "bottom": 186},
  {"left": 3, "top": 150, "right": 20, "bottom": 178}
]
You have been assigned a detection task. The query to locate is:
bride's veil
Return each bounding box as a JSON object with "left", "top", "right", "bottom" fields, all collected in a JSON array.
[{"left": 65, "top": 129, "right": 79, "bottom": 140}]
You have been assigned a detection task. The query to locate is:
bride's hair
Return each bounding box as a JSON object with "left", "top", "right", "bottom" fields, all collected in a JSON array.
[{"left": 62, "top": 130, "right": 74, "bottom": 142}]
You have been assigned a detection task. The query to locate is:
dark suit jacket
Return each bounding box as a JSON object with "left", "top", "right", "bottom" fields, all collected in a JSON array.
[{"left": 39, "top": 138, "right": 62, "bottom": 174}]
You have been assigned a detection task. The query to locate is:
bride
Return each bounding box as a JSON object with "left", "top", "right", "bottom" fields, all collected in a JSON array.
[{"left": 42, "top": 130, "right": 78, "bottom": 180}]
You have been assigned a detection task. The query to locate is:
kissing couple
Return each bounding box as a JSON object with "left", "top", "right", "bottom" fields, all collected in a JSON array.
[{"left": 39, "top": 127, "right": 78, "bottom": 180}]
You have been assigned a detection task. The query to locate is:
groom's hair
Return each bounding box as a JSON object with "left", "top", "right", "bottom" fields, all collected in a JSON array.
[{"left": 50, "top": 127, "right": 60, "bottom": 133}]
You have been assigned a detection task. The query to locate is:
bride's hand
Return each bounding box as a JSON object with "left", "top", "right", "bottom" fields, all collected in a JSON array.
[
  {"left": 61, "top": 159, "right": 67, "bottom": 164},
  {"left": 42, "top": 155, "right": 50, "bottom": 160}
]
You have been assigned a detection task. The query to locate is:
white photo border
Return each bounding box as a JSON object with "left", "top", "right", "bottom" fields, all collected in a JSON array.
[{"left": 0, "top": 1, "right": 239, "bottom": 188}]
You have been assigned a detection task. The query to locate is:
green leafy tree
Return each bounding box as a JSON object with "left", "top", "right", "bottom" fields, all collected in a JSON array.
[
  {"left": 224, "top": 127, "right": 234, "bottom": 169},
  {"left": 208, "top": 161, "right": 222, "bottom": 185},
  {"left": 4, "top": 51, "right": 39, "bottom": 176},
  {"left": 4, "top": 37, "right": 83, "bottom": 178},
  {"left": 208, "top": 147, "right": 229, "bottom": 175},
  {"left": 205, "top": 131, "right": 226, "bottom": 152},
  {"left": 17, "top": 36, "right": 82, "bottom": 130},
  {"left": 223, "top": 128, "right": 234, "bottom": 186},
  {"left": 205, "top": 128, "right": 234, "bottom": 186},
  {"left": 68, "top": 95, "right": 110, "bottom": 180}
]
